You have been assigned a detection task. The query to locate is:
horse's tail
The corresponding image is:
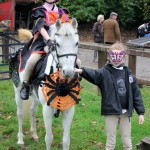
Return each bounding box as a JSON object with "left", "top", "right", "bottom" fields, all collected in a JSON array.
[
  {"left": 23, "top": 98, "right": 32, "bottom": 121},
  {"left": 18, "top": 28, "right": 33, "bottom": 42}
]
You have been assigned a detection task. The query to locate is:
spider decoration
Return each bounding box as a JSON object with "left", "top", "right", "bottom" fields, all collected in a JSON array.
[{"left": 42, "top": 71, "right": 82, "bottom": 111}]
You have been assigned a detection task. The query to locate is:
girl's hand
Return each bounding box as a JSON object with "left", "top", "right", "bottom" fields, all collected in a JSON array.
[
  {"left": 74, "top": 68, "right": 83, "bottom": 74},
  {"left": 139, "top": 115, "right": 144, "bottom": 124}
]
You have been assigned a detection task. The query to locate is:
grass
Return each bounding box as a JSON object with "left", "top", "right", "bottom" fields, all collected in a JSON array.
[{"left": 0, "top": 79, "right": 150, "bottom": 150}]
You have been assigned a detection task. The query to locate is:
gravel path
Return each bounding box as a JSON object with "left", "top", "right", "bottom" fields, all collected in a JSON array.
[{"left": 79, "top": 48, "right": 150, "bottom": 81}]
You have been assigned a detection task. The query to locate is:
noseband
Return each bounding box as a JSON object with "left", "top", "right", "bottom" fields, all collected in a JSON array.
[
  {"left": 56, "top": 48, "right": 77, "bottom": 67},
  {"left": 57, "top": 53, "right": 77, "bottom": 58}
]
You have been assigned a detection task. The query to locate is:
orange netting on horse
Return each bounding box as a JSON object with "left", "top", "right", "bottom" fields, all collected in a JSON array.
[{"left": 42, "top": 71, "right": 81, "bottom": 110}]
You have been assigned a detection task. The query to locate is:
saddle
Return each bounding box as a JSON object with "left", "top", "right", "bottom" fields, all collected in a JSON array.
[
  {"left": 31, "top": 54, "right": 48, "bottom": 85},
  {"left": 9, "top": 41, "right": 49, "bottom": 87}
]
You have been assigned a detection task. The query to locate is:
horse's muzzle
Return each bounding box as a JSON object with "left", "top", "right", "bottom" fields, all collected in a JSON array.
[{"left": 63, "top": 69, "right": 74, "bottom": 78}]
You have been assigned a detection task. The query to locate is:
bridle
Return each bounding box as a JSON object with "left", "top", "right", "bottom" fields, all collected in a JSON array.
[
  {"left": 57, "top": 53, "right": 77, "bottom": 59},
  {"left": 47, "top": 26, "right": 79, "bottom": 69},
  {"left": 48, "top": 42, "right": 78, "bottom": 69},
  {"left": 54, "top": 33, "right": 78, "bottom": 60}
]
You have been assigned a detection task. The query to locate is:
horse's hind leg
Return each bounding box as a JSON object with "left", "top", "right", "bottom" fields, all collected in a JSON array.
[
  {"left": 14, "top": 85, "right": 24, "bottom": 146},
  {"left": 29, "top": 92, "right": 39, "bottom": 142},
  {"left": 62, "top": 106, "right": 75, "bottom": 150}
]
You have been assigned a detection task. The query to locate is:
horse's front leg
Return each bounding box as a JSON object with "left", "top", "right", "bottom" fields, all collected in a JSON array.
[
  {"left": 14, "top": 86, "right": 24, "bottom": 146},
  {"left": 43, "top": 105, "right": 54, "bottom": 150},
  {"left": 38, "top": 87, "right": 54, "bottom": 150},
  {"left": 62, "top": 106, "right": 74, "bottom": 150},
  {"left": 30, "top": 92, "right": 39, "bottom": 142}
]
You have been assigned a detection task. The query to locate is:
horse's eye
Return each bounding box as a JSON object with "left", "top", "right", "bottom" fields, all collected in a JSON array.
[
  {"left": 75, "top": 42, "right": 78, "bottom": 46},
  {"left": 56, "top": 43, "right": 60, "bottom": 47}
]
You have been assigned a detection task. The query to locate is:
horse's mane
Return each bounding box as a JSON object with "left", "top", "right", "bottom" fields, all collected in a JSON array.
[{"left": 51, "top": 22, "right": 78, "bottom": 40}]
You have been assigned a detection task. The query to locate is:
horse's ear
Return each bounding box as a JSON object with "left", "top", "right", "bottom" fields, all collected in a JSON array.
[
  {"left": 71, "top": 18, "right": 78, "bottom": 29},
  {"left": 55, "top": 19, "right": 61, "bottom": 29}
]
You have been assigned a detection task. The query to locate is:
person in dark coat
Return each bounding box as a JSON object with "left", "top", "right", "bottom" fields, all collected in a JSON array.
[
  {"left": 92, "top": 14, "right": 104, "bottom": 61},
  {"left": 20, "top": 0, "right": 70, "bottom": 100},
  {"left": 75, "top": 43, "right": 145, "bottom": 150},
  {"left": 92, "top": 14, "right": 104, "bottom": 43}
]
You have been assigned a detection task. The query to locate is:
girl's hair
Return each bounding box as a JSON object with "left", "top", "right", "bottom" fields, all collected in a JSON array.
[
  {"left": 108, "top": 43, "right": 127, "bottom": 52},
  {"left": 97, "top": 15, "right": 104, "bottom": 23}
]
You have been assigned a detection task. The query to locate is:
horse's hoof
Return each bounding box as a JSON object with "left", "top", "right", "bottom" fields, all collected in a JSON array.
[
  {"left": 31, "top": 136, "right": 39, "bottom": 142},
  {"left": 17, "top": 142, "right": 25, "bottom": 149},
  {"left": 17, "top": 140, "right": 24, "bottom": 145}
]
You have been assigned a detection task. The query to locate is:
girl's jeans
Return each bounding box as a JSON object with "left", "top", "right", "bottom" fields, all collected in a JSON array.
[{"left": 105, "top": 113, "right": 132, "bottom": 150}]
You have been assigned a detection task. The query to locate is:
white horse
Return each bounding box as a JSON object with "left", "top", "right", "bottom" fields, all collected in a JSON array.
[{"left": 11, "top": 18, "right": 80, "bottom": 150}]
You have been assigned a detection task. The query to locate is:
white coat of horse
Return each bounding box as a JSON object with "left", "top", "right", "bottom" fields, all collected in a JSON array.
[{"left": 13, "top": 18, "right": 80, "bottom": 150}]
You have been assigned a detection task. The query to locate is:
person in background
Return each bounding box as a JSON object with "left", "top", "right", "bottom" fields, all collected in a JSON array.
[
  {"left": 92, "top": 14, "right": 104, "bottom": 62},
  {"left": 103, "top": 12, "right": 121, "bottom": 44},
  {"left": 92, "top": 14, "right": 104, "bottom": 43},
  {"left": 137, "top": 22, "right": 150, "bottom": 37},
  {"left": 20, "top": 0, "right": 70, "bottom": 100},
  {"left": 75, "top": 43, "right": 145, "bottom": 150}
]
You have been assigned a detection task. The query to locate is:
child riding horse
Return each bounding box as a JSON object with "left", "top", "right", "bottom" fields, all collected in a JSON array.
[{"left": 20, "top": 0, "right": 70, "bottom": 100}]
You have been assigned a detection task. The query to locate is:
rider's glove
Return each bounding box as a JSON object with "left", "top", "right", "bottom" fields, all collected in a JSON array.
[{"left": 46, "top": 39, "right": 55, "bottom": 47}]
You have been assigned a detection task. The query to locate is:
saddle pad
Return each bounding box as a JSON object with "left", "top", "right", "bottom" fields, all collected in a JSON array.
[
  {"left": 18, "top": 39, "right": 33, "bottom": 72},
  {"left": 31, "top": 54, "right": 48, "bottom": 84}
]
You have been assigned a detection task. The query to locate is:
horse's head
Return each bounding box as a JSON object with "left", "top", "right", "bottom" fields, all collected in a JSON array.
[{"left": 51, "top": 18, "right": 79, "bottom": 78}]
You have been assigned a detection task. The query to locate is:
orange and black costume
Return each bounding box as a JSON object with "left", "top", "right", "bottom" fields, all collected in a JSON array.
[
  {"left": 29, "top": 6, "right": 69, "bottom": 54},
  {"left": 19, "top": 6, "right": 69, "bottom": 72}
]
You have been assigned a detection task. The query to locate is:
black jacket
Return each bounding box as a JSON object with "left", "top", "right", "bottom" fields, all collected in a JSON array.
[
  {"left": 81, "top": 64, "right": 145, "bottom": 117},
  {"left": 92, "top": 22, "right": 103, "bottom": 43}
]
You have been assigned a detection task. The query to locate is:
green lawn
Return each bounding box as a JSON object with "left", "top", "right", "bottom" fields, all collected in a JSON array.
[{"left": 0, "top": 79, "right": 150, "bottom": 150}]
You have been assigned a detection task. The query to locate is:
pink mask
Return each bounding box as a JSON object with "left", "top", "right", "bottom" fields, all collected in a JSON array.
[{"left": 108, "top": 51, "right": 126, "bottom": 63}]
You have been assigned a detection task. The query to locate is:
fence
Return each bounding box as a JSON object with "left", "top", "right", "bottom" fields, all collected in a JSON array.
[
  {"left": 0, "top": 31, "right": 24, "bottom": 80},
  {"left": 79, "top": 42, "right": 150, "bottom": 86},
  {"left": 0, "top": 34, "right": 150, "bottom": 86}
]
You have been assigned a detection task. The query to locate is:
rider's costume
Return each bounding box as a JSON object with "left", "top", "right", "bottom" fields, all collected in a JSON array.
[{"left": 30, "top": 4, "right": 69, "bottom": 54}]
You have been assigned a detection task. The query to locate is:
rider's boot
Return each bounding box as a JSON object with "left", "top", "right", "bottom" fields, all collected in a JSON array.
[{"left": 20, "top": 82, "right": 30, "bottom": 100}]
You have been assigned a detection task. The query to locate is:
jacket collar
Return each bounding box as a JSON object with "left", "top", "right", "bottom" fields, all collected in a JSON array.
[{"left": 104, "top": 63, "right": 126, "bottom": 72}]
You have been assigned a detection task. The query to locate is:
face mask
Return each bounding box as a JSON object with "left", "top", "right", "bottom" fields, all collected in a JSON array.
[{"left": 108, "top": 50, "right": 126, "bottom": 63}]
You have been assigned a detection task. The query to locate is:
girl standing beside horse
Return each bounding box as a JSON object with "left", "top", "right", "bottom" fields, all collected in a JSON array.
[{"left": 75, "top": 43, "right": 145, "bottom": 150}]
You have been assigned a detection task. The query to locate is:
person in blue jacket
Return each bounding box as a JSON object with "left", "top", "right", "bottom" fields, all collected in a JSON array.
[
  {"left": 75, "top": 42, "right": 145, "bottom": 150},
  {"left": 137, "top": 22, "right": 150, "bottom": 37}
]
